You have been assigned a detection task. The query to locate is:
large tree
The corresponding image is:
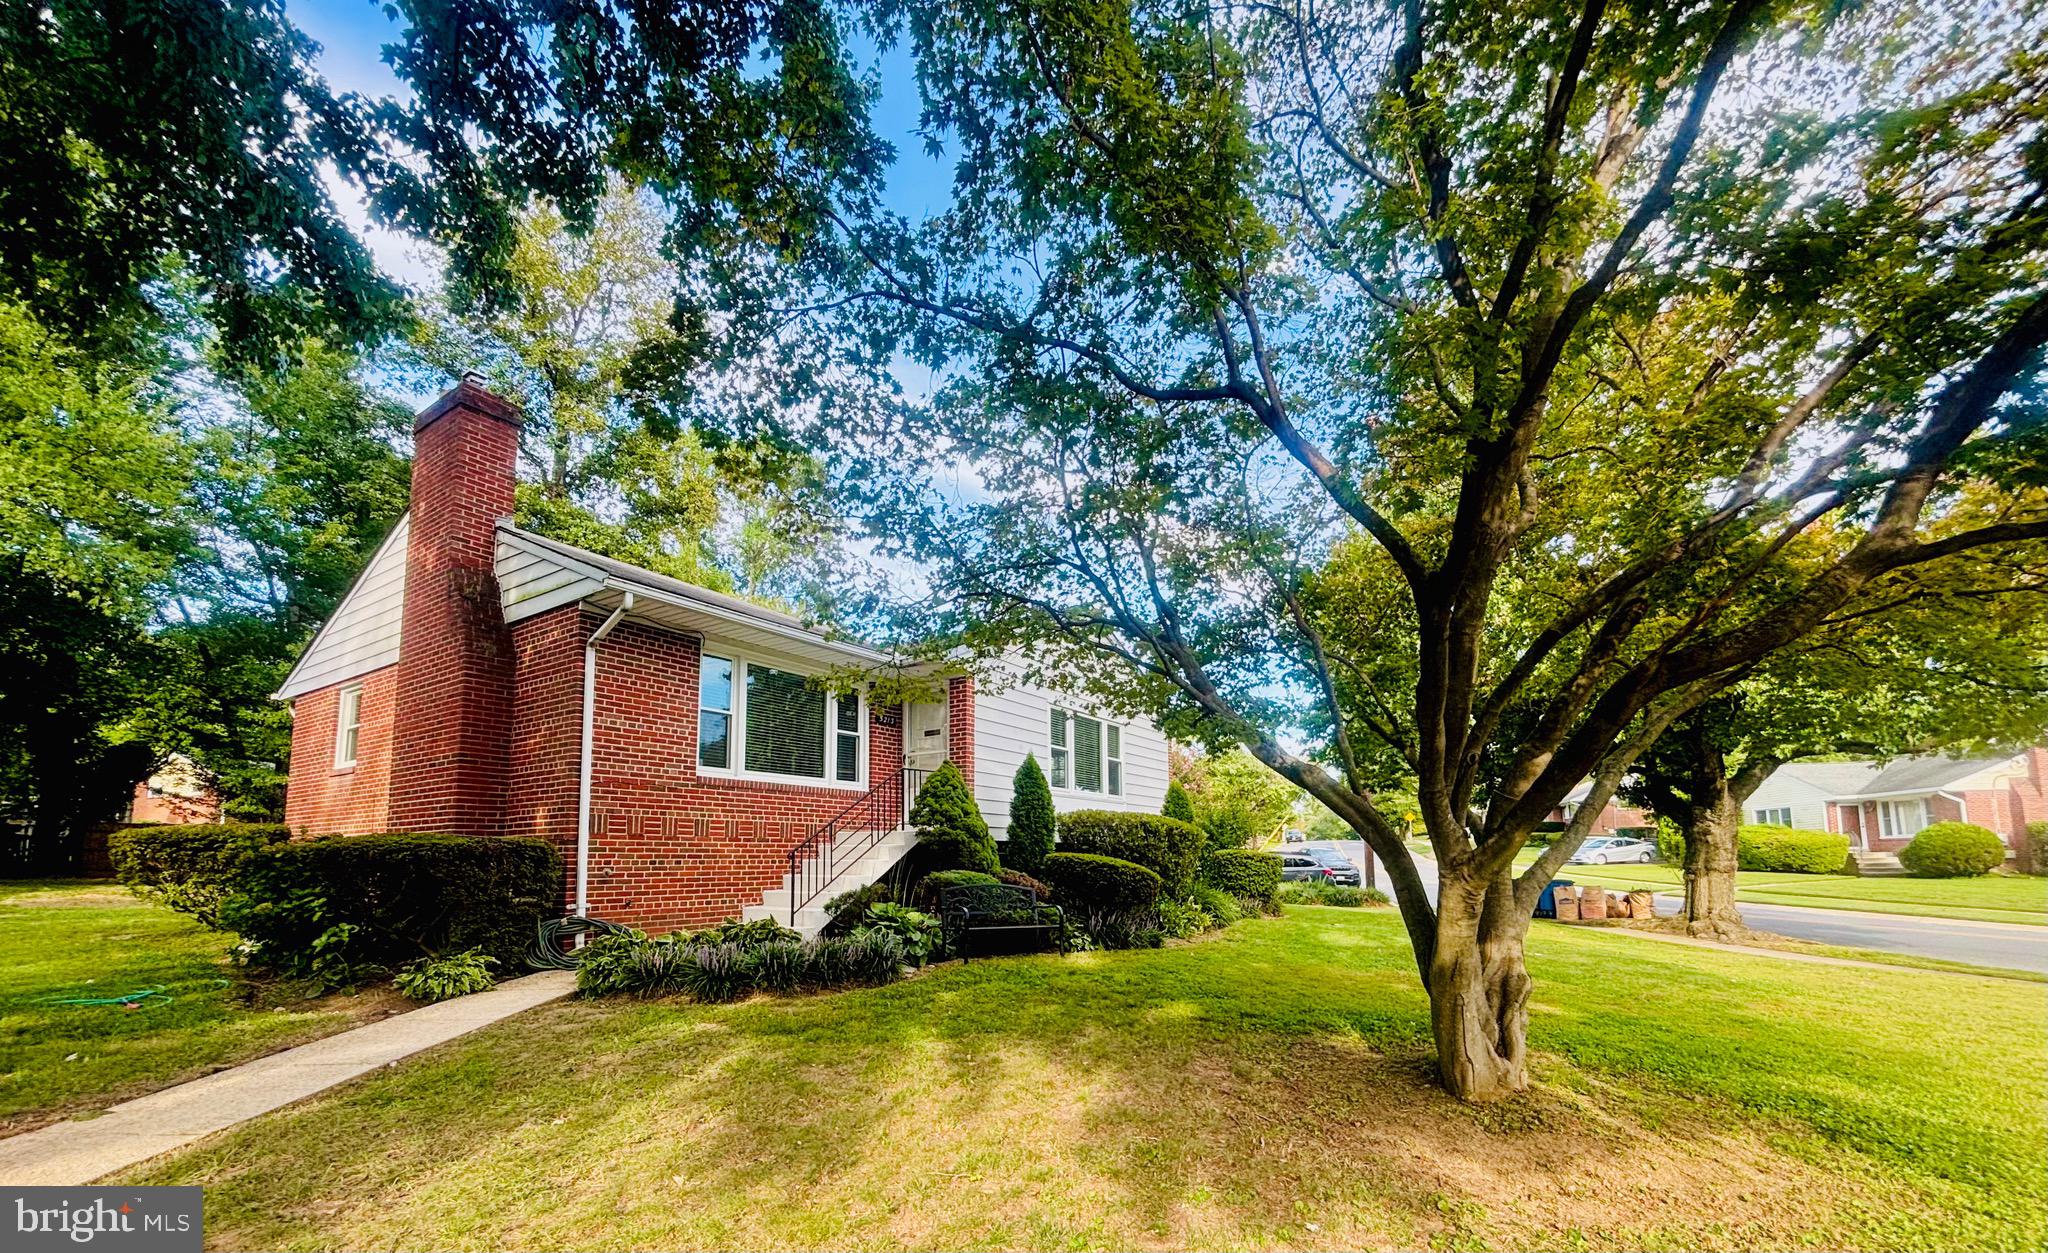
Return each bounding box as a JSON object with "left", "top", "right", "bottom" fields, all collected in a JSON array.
[
  {"left": 791, "top": 0, "right": 2048, "bottom": 1100},
  {"left": 1630, "top": 552, "right": 2048, "bottom": 937}
]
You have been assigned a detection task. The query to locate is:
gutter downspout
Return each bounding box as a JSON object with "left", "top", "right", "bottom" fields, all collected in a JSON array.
[{"left": 576, "top": 593, "right": 634, "bottom": 920}]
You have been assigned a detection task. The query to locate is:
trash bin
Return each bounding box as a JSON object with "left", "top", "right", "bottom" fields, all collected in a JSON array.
[{"left": 1534, "top": 878, "right": 1576, "bottom": 919}]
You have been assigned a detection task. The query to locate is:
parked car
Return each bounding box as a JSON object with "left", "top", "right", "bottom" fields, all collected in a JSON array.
[
  {"left": 1567, "top": 836, "right": 1656, "bottom": 865},
  {"left": 1281, "top": 829, "right": 1307, "bottom": 844},
  {"left": 1302, "top": 846, "right": 1362, "bottom": 886},
  {"left": 1279, "top": 852, "right": 1324, "bottom": 881}
]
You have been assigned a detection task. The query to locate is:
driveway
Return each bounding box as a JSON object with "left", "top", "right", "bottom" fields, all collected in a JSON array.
[{"left": 1298, "top": 841, "right": 2048, "bottom": 975}]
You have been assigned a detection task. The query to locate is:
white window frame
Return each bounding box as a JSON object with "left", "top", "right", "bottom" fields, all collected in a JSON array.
[
  {"left": 1878, "top": 798, "right": 1929, "bottom": 840},
  {"left": 692, "top": 646, "right": 868, "bottom": 791},
  {"left": 1051, "top": 705, "right": 1123, "bottom": 797},
  {"left": 333, "top": 684, "right": 363, "bottom": 769},
  {"left": 1754, "top": 806, "right": 1794, "bottom": 827},
  {"left": 696, "top": 653, "right": 736, "bottom": 772}
]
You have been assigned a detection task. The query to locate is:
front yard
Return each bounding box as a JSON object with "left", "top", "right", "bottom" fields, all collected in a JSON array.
[
  {"left": 1556, "top": 863, "right": 2048, "bottom": 925},
  {"left": 125, "top": 906, "right": 2044, "bottom": 1251},
  {"left": 0, "top": 880, "right": 399, "bottom": 1133}
]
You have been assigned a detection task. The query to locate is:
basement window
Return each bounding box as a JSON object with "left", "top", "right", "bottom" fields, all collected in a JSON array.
[{"left": 334, "top": 684, "right": 362, "bottom": 769}]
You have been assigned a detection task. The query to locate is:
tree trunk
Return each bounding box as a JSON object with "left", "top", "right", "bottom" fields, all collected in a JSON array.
[
  {"left": 1425, "top": 874, "right": 1532, "bottom": 1100},
  {"left": 1681, "top": 785, "right": 1746, "bottom": 939}
]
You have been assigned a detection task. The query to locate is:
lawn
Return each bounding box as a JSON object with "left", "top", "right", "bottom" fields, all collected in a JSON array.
[
  {"left": 128, "top": 908, "right": 2043, "bottom": 1251},
  {"left": 1558, "top": 864, "right": 2048, "bottom": 925},
  {"left": 0, "top": 880, "right": 400, "bottom": 1134}
]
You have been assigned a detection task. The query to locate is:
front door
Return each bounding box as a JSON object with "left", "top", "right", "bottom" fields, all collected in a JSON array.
[{"left": 904, "top": 701, "right": 950, "bottom": 772}]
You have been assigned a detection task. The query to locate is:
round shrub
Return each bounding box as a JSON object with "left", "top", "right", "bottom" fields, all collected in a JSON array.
[
  {"left": 912, "top": 869, "right": 1000, "bottom": 912},
  {"left": 1900, "top": 822, "right": 2007, "bottom": 878},
  {"left": 1040, "top": 852, "right": 1162, "bottom": 913},
  {"left": 996, "top": 867, "right": 1054, "bottom": 901},
  {"left": 909, "top": 761, "right": 999, "bottom": 874},
  {"left": 1735, "top": 824, "right": 1849, "bottom": 874},
  {"left": 1199, "top": 848, "right": 1282, "bottom": 902},
  {"left": 1057, "top": 810, "right": 1204, "bottom": 897}
]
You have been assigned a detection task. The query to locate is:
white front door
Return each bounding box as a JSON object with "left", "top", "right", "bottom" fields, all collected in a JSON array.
[{"left": 904, "top": 701, "right": 950, "bottom": 771}]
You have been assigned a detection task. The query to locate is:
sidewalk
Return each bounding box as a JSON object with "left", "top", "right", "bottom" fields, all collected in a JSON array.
[{"left": 0, "top": 970, "right": 576, "bottom": 1186}]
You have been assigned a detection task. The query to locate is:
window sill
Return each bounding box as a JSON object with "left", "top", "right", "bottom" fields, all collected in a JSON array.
[
  {"left": 694, "top": 767, "right": 870, "bottom": 794},
  {"left": 331, "top": 765, "right": 358, "bottom": 775}
]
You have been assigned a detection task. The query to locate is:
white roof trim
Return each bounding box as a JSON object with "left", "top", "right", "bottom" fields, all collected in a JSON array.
[{"left": 274, "top": 513, "right": 410, "bottom": 700}]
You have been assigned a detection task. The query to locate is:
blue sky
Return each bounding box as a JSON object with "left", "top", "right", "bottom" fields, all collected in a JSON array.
[{"left": 288, "top": 1, "right": 955, "bottom": 285}]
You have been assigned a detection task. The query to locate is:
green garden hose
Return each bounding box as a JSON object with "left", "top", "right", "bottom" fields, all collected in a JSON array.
[{"left": 526, "top": 916, "right": 636, "bottom": 969}]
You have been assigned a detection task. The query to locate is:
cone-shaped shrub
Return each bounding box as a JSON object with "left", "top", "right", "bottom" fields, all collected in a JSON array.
[
  {"left": 1163, "top": 780, "right": 1196, "bottom": 824},
  {"left": 908, "top": 760, "right": 999, "bottom": 873},
  {"left": 1007, "top": 753, "right": 1056, "bottom": 873}
]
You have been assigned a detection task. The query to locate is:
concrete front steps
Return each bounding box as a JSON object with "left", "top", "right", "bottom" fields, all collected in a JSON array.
[
  {"left": 1846, "top": 849, "right": 1907, "bottom": 877},
  {"left": 743, "top": 828, "right": 918, "bottom": 936}
]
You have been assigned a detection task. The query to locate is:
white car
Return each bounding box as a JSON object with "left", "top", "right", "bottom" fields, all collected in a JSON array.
[{"left": 1567, "top": 836, "right": 1656, "bottom": 865}]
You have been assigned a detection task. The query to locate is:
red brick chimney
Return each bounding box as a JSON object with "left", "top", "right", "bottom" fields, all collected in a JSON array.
[{"left": 386, "top": 376, "right": 522, "bottom": 836}]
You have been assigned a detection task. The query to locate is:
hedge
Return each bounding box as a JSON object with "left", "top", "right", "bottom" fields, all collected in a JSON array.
[
  {"left": 1901, "top": 822, "right": 2007, "bottom": 878},
  {"left": 2023, "top": 821, "right": 2048, "bottom": 878},
  {"left": 1198, "top": 848, "right": 1282, "bottom": 902},
  {"left": 1735, "top": 824, "right": 1848, "bottom": 874},
  {"left": 110, "top": 824, "right": 292, "bottom": 928},
  {"left": 1056, "top": 810, "right": 1204, "bottom": 897},
  {"left": 1039, "top": 852, "right": 1162, "bottom": 913}
]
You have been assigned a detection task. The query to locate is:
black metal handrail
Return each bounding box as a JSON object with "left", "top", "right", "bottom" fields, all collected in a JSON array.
[{"left": 787, "top": 767, "right": 934, "bottom": 925}]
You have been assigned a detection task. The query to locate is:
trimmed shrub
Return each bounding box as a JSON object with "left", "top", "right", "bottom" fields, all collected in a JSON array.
[
  {"left": 996, "top": 867, "right": 1054, "bottom": 901},
  {"left": 109, "top": 824, "right": 292, "bottom": 928},
  {"left": 1190, "top": 882, "right": 1241, "bottom": 925},
  {"left": 908, "top": 761, "right": 998, "bottom": 874},
  {"left": 1007, "top": 754, "right": 1057, "bottom": 873},
  {"left": 1199, "top": 848, "right": 1282, "bottom": 903},
  {"left": 393, "top": 948, "right": 498, "bottom": 1002},
  {"left": 2022, "top": 821, "right": 2048, "bottom": 877},
  {"left": 221, "top": 832, "right": 562, "bottom": 982},
  {"left": 1901, "top": 821, "right": 2007, "bottom": 878},
  {"left": 1735, "top": 824, "right": 1848, "bottom": 874},
  {"left": 1040, "top": 852, "right": 1161, "bottom": 913},
  {"left": 912, "top": 868, "right": 1000, "bottom": 912},
  {"left": 1057, "top": 810, "right": 1204, "bottom": 897},
  {"left": 1162, "top": 780, "right": 1197, "bottom": 824}
]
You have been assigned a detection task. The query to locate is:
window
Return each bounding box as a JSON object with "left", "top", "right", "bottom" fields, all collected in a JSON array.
[
  {"left": 695, "top": 650, "right": 866, "bottom": 786},
  {"left": 1050, "top": 706, "right": 1122, "bottom": 795},
  {"left": 834, "top": 692, "right": 863, "bottom": 783},
  {"left": 745, "top": 664, "right": 827, "bottom": 779},
  {"left": 334, "top": 685, "right": 362, "bottom": 768},
  {"left": 698, "top": 655, "right": 734, "bottom": 770},
  {"left": 1879, "top": 799, "right": 1929, "bottom": 840},
  {"left": 1754, "top": 806, "right": 1793, "bottom": 827}
]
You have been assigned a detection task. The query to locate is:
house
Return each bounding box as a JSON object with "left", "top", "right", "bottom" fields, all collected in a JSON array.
[
  {"left": 1548, "top": 782, "right": 1652, "bottom": 835},
  {"left": 124, "top": 755, "right": 223, "bottom": 825},
  {"left": 275, "top": 379, "right": 1169, "bottom": 936},
  {"left": 1821, "top": 751, "right": 2048, "bottom": 855},
  {"left": 1741, "top": 761, "right": 1880, "bottom": 832}
]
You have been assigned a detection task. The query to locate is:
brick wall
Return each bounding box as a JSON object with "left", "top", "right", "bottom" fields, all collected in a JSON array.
[
  {"left": 386, "top": 382, "right": 521, "bottom": 837},
  {"left": 504, "top": 605, "right": 587, "bottom": 895},
  {"left": 946, "top": 674, "right": 976, "bottom": 792},
  {"left": 563, "top": 619, "right": 906, "bottom": 933},
  {"left": 283, "top": 665, "right": 397, "bottom": 833}
]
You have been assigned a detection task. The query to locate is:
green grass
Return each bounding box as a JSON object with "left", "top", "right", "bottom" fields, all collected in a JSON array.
[
  {"left": 1559, "top": 864, "right": 2048, "bottom": 925},
  {"left": 128, "top": 907, "right": 2044, "bottom": 1251},
  {"left": 0, "top": 880, "right": 395, "bottom": 1132}
]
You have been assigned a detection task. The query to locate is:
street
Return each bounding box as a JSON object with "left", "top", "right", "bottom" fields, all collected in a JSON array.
[{"left": 1298, "top": 840, "right": 2048, "bottom": 975}]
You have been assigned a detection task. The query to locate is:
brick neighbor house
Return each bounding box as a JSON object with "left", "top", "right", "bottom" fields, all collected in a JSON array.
[{"left": 276, "top": 379, "right": 1170, "bottom": 936}]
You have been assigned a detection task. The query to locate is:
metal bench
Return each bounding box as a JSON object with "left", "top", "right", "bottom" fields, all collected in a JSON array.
[{"left": 939, "top": 882, "right": 1065, "bottom": 960}]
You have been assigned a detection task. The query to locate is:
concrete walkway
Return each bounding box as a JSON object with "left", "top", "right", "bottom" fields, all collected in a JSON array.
[{"left": 0, "top": 970, "right": 576, "bottom": 1186}]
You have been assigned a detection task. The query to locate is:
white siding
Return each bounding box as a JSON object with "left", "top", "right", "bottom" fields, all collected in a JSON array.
[
  {"left": 1742, "top": 775, "right": 1831, "bottom": 830},
  {"left": 496, "top": 530, "right": 604, "bottom": 623},
  {"left": 275, "top": 515, "right": 409, "bottom": 698},
  {"left": 972, "top": 666, "right": 1171, "bottom": 840}
]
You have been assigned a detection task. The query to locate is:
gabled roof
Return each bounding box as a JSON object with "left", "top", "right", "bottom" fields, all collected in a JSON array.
[
  {"left": 275, "top": 513, "right": 410, "bottom": 699},
  {"left": 1838, "top": 752, "right": 2021, "bottom": 800},
  {"left": 1765, "top": 760, "right": 1882, "bottom": 794}
]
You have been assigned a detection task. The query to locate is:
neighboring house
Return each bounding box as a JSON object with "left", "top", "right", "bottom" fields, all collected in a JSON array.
[
  {"left": 125, "top": 755, "right": 222, "bottom": 825},
  {"left": 1549, "top": 782, "right": 1651, "bottom": 835},
  {"left": 1741, "top": 761, "right": 1880, "bottom": 831},
  {"left": 1823, "top": 751, "right": 2048, "bottom": 855},
  {"left": 275, "top": 379, "right": 1169, "bottom": 937}
]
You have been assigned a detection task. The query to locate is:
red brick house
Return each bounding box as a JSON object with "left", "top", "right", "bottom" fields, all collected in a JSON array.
[
  {"left": 276, "top": 379, "right": 1169, "bottom": 935},
  {"left": 1818, "top": 750, "right": 2048, "bottom": 856},
  {"left": 124, "top": 755, "right": 222, "bottom": 825}
]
